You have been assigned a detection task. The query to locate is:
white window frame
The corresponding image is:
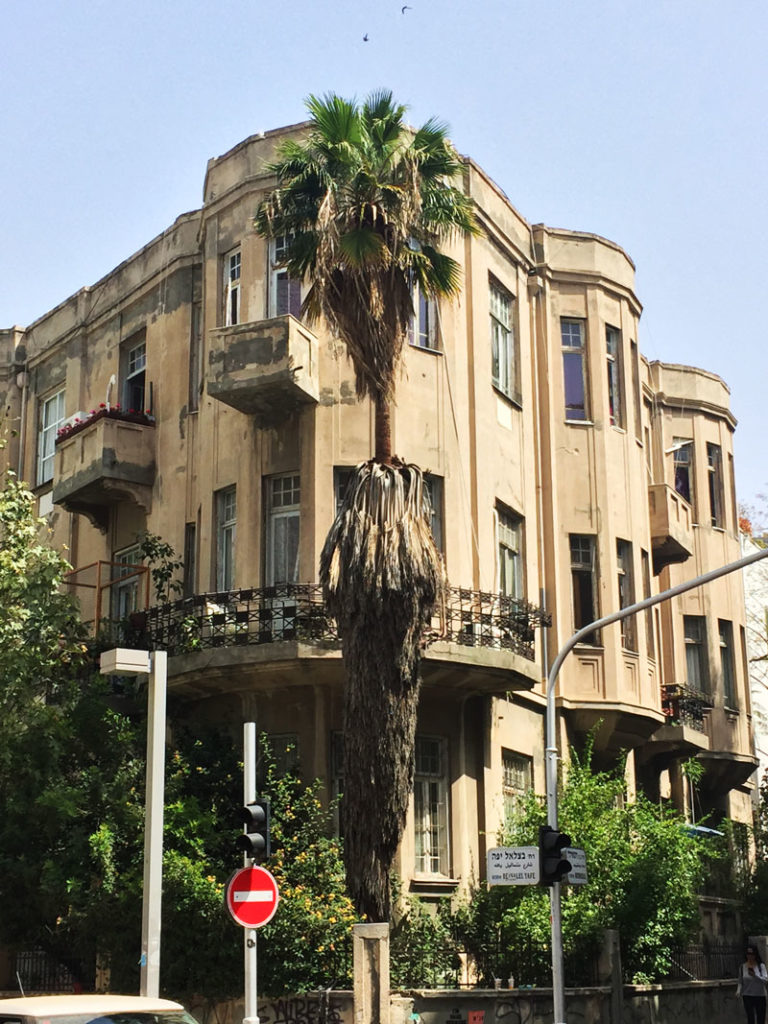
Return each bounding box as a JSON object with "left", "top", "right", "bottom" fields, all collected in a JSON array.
[
  {"left": 502, "top": 748, "right": 532, "bottom": 821},
  {"left": 269, "top": 236, "right": 302, "bottom": 319},
  {"left": 37, "top": 388, "right": 66, "bottom": 486},
  {"left": 570, "top": 534, "right": 599, "bottom": 644},
  {"left": 561, "top": 318, "right": 589, "bottom": 421},
  {"left": 123, "top": 338, "right": 147, "bottom": 412},
  {"left": 424, "top": 474, "right": 444, "bottom": 553},
  {"left": 224, "top": 248, "right": 242, "bottom": 326},
  {"left": 413, "top": 735, "right": 450, "bottom": 876},
  {"left": 684, "top": 615, "right": 709, "bottom": 694},
  {"left": 490, "top": 278, "right": 516, "bottom": 400},
  {"left": 111, "top": 544, "right": 143, "bottom": 621},
  {"left": 216, "top": 486, "right": 237, "bottom": 592},
  {"left": 265, "top": 474, "right": 301, "bottom": 585}
]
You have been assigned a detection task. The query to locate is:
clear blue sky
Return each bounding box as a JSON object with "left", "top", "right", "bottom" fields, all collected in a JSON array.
[{"left": 2, "top": 0, "right": 766, "bottom": 505}]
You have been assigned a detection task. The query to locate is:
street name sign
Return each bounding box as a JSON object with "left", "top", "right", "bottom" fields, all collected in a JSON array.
[
  {"left": 487, "top": 846, "right": 539, "bottom": 885},
  {"left": 563, "top": 847, "right": 588, "bottom": 885},
  {"left": 225, "top": 864, "right": 280, "bottom": 928}
]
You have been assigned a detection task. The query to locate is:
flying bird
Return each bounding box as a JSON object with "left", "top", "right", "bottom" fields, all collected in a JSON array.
[
  {"left": 363, "top": 32, "right": 369, "bottom": 40},
  {"left": 402, "top": 4, "right": 412, "bottom": 11}
]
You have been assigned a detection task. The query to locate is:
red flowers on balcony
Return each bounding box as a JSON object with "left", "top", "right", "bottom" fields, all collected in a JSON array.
[{"left": 55, "top": 404, "right": 155, "bottom": 442}]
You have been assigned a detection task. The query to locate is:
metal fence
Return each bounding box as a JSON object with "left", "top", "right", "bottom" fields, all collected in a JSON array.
[
  {"left": 109, "top": 584, "right": 549, "bottom": 660},
  {"left": 12, "top": 948, "right": 93, "bottom": 993},
  {"left": 663, "top": 943, "right": 743, "bottom": 981}
]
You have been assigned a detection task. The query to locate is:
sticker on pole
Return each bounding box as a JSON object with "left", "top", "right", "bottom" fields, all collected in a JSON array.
[{"left": 225, "top": 865, "right": 280, "bottom": 928}]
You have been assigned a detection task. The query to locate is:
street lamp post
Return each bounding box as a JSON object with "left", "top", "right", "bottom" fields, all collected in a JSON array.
[
  {"left": 100, "top": 647, "right": 168, "bottom": 998},
  {"left": 545, "top": 545, "right": 768, "bottom": 1024}
]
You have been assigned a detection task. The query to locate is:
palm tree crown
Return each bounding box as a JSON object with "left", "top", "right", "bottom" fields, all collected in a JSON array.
[{"left": 255, "top": 90, "right": 477, "bottom": 409}]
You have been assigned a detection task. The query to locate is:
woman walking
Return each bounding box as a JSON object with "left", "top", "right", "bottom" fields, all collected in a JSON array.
[{"left": 737, "top": 945, "right": 768, "bottom": 1024}]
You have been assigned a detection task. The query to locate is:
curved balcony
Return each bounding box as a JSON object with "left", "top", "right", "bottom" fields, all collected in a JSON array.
[{"left": 116, "top": 584, "right": 550, "bottom": 696}]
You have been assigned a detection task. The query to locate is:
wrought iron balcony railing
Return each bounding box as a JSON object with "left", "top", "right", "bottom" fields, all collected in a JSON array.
[
  {"left": 661, "top": 683, "right": 713, "bottom": 731},
  {"left": 117, "top": 584, "right": 550, "bottom": 660}
]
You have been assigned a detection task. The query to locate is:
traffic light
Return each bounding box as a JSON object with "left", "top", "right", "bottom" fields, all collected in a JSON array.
[
  {"left": 237, "top": 798, "right": 271, "bottom": 862},
  {"left": 538, "top": 825, "right": 572, "bottom": 886}
]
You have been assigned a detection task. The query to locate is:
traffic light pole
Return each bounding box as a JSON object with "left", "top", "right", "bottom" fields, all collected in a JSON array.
[
  {"left": 243, "top": 722, "right": 259, "bottom": 1024},
  {"left": 544, "top": 545, "right": 768, "bottom": 1023}
]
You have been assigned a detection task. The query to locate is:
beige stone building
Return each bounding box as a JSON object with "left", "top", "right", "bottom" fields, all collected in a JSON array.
[{"left": 0, "top": 123, "right": 756, "bottom": 903}]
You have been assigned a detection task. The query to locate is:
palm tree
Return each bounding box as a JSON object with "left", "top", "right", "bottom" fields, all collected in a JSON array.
[{"left": 255, "top": 91, "right": 478, "bottom": 921}]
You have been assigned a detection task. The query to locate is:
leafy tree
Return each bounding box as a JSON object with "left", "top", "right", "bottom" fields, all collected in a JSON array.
[
  {"left": 453, "top": 743, "right": 713, "bottom": 985},
  {"left": 255, "top": 91, "right": 479, "bottom": 922}
]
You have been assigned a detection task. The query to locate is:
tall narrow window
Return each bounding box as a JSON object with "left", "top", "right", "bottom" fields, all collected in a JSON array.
[
  {"left": 269, "top": 236, "right": 302, "bottom": 318},
  {"left": 490, "top": 279, "right": 517, "bottom": 401},
  {"left": 561, "top": 319, "right": 588, "bottom": 421},
  {"left": 497, "top": 506, "right": 523, "bottom": 599},
  {"left": 728, "top": 453, "right": 738, "bottom": 534},
  {"left": 631, "top": 340, "right": 642, "bottom": 437},
  {"left": 423, "top": 474, "right": 444, "bottom": 553},
  {"left": 414, "top": 735, "right": 449, "bottom": 875},
  {"left": 684, "top": 615, "right": 708, "bottom": 693},
  {"left": 215, "top": 486, "right": 237, "bottom": 592},
  {"left": 334, "top": 466, "right": 355, "bottom": 515},
  {"left": 672, "top": 439, "right": 694, "bottom": 510},
  {"left": 606, "top": 326, "right": 624, "bottom": 428},
  {"left": 188, "top": 299, "right": 202, "bottom": 412},
  {"left": 641, "top": 549, "right": 655, "bottom": 658},
  {"left": 616, "top": 539, "right": 636, "bottom": 651},
  {"left": 409, "top": 283, "right": 439, "bottom": 350},
  {"left": 183, "top": 522, "right": 197, "bottom": 598},
  {"left": 570, "top": 535, "right": 599, "bottom": 644},
  {"left": 719, "top": 619, "right": 736, "bottom": 708},
  {"left": 111, "top": 545, "right": 143, "bottom": 620},
  {"left": 224, "top": 248, "right": 241, "bottom": 326},
  {"left": 707, "top": 443, "right": 724, "bottom": 528},
  {"left": 502, "top": 749, "right": 532, "bottom": 821},
  {"left": 123, "top": 338, "right": 147, "bottom": 412},
  {"left": 37, "top": 389, "right": 66, "bottom": 486},
  {"left": 266, "top": 474, "right": 300, "bottom": 585}
]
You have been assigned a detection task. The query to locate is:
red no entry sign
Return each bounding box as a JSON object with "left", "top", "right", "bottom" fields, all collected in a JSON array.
[{"left": 225, "top": 865, "right": 280, "bottom": 928}]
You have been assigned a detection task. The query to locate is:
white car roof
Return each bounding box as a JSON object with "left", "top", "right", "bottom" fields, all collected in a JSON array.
[{"left": 0, "top": 996, "right": 185, "bottom": 1016}]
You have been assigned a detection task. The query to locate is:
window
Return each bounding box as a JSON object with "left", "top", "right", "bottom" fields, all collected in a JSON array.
[
  {"left": 490, "top": 279, "right": 517, "bottom": 401},
  {"left": 183, "top": 522, "right": 197, "bottom": 598},
  {"left": 268, "top": 734, "right": 299, "bottom": 776},
  {"left": 266, "top": 474, "right": 300, "bottom": 585},
  {"left": 111, "top": 545, "right": 143, "bottom": 620},
  {"left": 719, "top": 620, "right": 736, "bottom": 708},
  {"left": 497, "top": 506, "right": 523, "bottom": 598},
  {"left": 334, "top": 466, "right": 355, "bottom": 516},
  {"left": 502, "top": 749, "right": 532, "bottom": 821},
  {"left": 215, "top": 486, "right": 237, "bottom": 591},
  {"left": 642, "top": 549, "right": 655, "bottom": 658},
  {"left": 123, "top": 337, "right": 147, "bottom": 412},
  {"left": 707, "top": 443, "right": 725, "bottom": 528},
  {"left": 37, "top": 389, "right": 65, "bottom": 486},
  {"left": 188, "top": 298, "right": 202, "bottom": 412},
  {"left": 684, "top": 615, "right": 709, "bottom": 693},
  {"left": 606, "top": 326, "right": 624, "bottom": 428},
  {"left": 561, "top": 319, "right": 588, "bottom": 421},
  {"left": 409, "top": 282, "right": 439, "bottom": 350},
  {"left": 570, "top": 535, "right": 599, "bottom": 644},
  {"left": 672, "top": 439, "right": 694, "bottom": 509},
  {"left": 424, "top": 474, "right": 444, "bottom": 553},
  {"left": 616, "top": 539, "right": 636, "bottom": 651},
  {"left": 728, "top": 453, "right": 738, "bottom": 534},
  {"left": 224, "top": 248, "right": 241, "bottom": 326},
  {"left": 414, "top": 735, "right": 449, "bottom": 875},
  {"left": 269, "top": 236, "right": 302, "bottom": 318},
  {"left": 631, "top": 340, "right": 642, "bottom": 437}
]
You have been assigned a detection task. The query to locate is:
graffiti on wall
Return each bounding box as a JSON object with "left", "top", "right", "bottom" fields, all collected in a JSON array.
[{"left": 257, "top": 995, "right": 345, "bottom": 1024}]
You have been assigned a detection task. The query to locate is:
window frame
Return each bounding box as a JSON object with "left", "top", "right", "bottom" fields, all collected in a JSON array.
[
  {"left": 683, "top": 615, "right": 709, "bottom": 694},
  {"left": 672, "top": 438, "right": 695, "bottom": 511},
  {"left": 561, "top": 318, "right": 589, "bottom": 422},
  {"left": 215, "top": 485, "right": 237, "bottom": 592},
  {"left": 707, "top": 442, "right": 725, "bottom": 529},
  {"left": 224, "top": 247, "right": 242, "bottom": 327},
  {"left": 123, "top": 337, "right": 147, "bottom": 413},
  {"left": 111, "top": 543, "right": 143, "bottom": 621},
  {"left": 489, "top": 277, "right": 518, "bottom": 403},
  {"left": 265, "top": 473, "right": 301, "bottom": 585},
  {"left": 423, "top": 474, "right": 444, "bottom": 554},
  {"left": 718, "top": 619, "right": 736, "bottom": 709},
  {"left": 606, "top": 325, "right": 624, "bottom": 429},
  {"left": 616, "top": 538, "right": 637, "bottom": 651},
  {"left": 496, "top": 505, "right": 523, "bottom": 599},
  {"left": 413, "top": 734, "right": 450, "bottom": 877},
  {"left": 570, "top": 534, "right": 599, "bottom": 644},
  {"left": 409, "top": 281, "right": 440, "bottom": 351},
  {"left": 37, "top": 387, "right": 66, "bottom": 486},
  {"left": 502, "top": 748, "right": 533, "bottom": 821},
  {"left": 269, "top": 236, "right": 302, "bottom": 319}
]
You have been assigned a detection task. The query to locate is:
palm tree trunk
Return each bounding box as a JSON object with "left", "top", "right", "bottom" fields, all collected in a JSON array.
[{"left": 375, "top": 395, "right": 393, "bottom": 465}]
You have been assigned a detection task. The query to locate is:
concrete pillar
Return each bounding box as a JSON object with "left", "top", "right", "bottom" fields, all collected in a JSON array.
[{"left": 353, "top": 922, "right": 390, "bottom": 1024}]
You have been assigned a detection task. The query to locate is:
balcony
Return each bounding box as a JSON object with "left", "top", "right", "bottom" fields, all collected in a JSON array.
[
  {"left": 207, "top": 315, "right": 319, "bottom": 423},
  {"left": 648, "top": 483, "right": 694, "bottom": 574},
  {"left": 53, "top": 409, "right": 156, "bottom": 530}
]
